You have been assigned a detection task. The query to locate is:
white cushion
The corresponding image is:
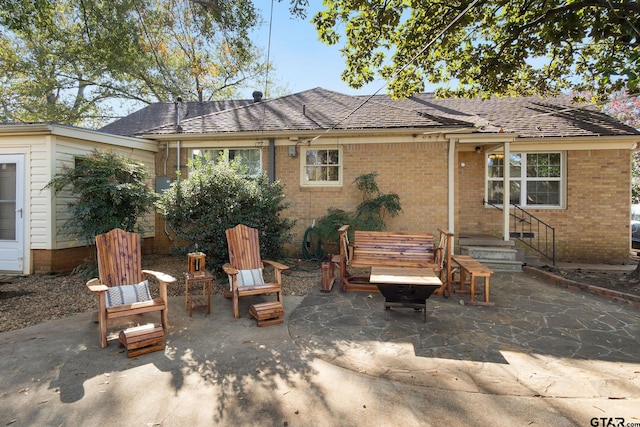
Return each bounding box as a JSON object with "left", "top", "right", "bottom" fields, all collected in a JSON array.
[
  {"left": 106, "top": 280, "right": 152, "bottom": 307},
  {"left": 229, "top": 268, "right": 265, "bottom": 291}
]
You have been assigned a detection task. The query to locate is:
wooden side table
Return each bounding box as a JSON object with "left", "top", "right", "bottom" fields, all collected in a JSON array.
[
  {"left": 451, "top": 255, "right": 494, "bottom": 306},
  {"left": 183, "top": 270, "right": 213, "bottom": 316}
]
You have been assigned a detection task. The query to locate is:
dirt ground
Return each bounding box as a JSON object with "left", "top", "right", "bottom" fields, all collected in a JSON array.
[
  {"left": 538, "top": 263, "right": 640, "bottom": 298},
  {"left": 0, "top": 255, "right": 323, "bottom": 333},
  {"left": 2, "top": 255, "right": 639, "bottom": 334}
]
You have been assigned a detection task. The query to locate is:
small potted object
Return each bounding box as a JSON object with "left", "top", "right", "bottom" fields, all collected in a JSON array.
[{"left": 188, "top": 244, "right": 206, "bottom": 277}]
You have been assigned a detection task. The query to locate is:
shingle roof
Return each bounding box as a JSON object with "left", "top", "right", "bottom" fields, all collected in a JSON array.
[
  {"left": 120, "top": 88, "right": 639, "bottom": 139},
  {"left": 138, "top": 88, "right": 472, "bottom": 136},
  {"left": 398, "top": 93, "right": 639, "bottom": 138},
  {"left": 99, "top": 99, "right": 253, "bottom": 137}
]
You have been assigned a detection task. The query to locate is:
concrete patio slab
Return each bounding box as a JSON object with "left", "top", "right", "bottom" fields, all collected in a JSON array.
[{"left": 1, "top": 271, "right": 639, "bottom": 426}]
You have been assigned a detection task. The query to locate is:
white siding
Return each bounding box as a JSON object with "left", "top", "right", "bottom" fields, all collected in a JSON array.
[
  {"left": 30, "top": 137, "right": 53, "bottom": 250},
  {"left": 51, "top": 136, "right": 157, "bottom": 249}
]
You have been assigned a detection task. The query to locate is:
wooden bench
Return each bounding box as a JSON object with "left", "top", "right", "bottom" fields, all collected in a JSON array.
[
  {"left": 451, "top": 255, "right": 495, "bottom": 306},
  {"left": 338, "top": 225, "right": 451, "bottom": 294}
]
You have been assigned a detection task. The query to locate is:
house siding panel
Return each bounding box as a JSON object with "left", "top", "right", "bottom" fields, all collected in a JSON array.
[
  {"left": 29, "top": 139, "right": 52, "bottom": 250},
  {"left": 52, "top": 137, "right": 157, "bottom": 250}
]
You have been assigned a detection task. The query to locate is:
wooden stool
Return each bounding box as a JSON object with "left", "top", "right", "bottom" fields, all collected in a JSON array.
[
  {"left": 119, "top": 324, "right": 165, "bottom": 358},
  {"left": 249, "top": 301, "right": 284, "bottom": 326}
]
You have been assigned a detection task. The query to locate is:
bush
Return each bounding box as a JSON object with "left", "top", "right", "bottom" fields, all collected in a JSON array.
[
  {"left": 46, "top": 150, "right": 157, "bottom": 244},
  {"left": 313, "top": 172, "right": 402, "bottom": 247},
  {"left": 156, "top": 157, "right": 295, "bottom": 268}
]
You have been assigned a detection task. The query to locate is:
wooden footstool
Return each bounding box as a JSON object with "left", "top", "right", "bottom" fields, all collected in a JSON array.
[
  {"left": 119, "top": 323, "right": 165, "bottom": 358},
  {"left": 249, "top": 301, "right": 284, "bottom": 326}
]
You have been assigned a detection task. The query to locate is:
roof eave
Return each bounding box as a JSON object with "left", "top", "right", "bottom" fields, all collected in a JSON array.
[
  {"left": 0, "top": 123, "right": 159, "bottom": 152},
  {"left": 140, "top": 125, "right": 474, "bottom": 141}
]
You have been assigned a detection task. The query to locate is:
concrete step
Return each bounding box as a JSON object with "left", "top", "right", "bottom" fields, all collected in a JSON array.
[
  {"left": 458, "top": 234, "right": 514, "bottom": 247},
  {"left": 477, "top": 258, "right": 524, "bottom": 272},
  {"left": 461, "top": 246, "right": 518, "bottom": 261},
  {"left": 458, "top": 245, "right": 523, "bottom": 272},
  {"left": 523, "top": 254, "right": 542, "bottom": 267}
]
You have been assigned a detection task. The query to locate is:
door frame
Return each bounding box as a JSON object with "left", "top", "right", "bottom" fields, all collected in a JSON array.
[{"left": 0, "top": 153, "right": 25, "bottom": 273}]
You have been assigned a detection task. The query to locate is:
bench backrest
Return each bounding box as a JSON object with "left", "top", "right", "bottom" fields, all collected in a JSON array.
[{"left": 353, "top": 230, "right": 436, "bottom": 266}]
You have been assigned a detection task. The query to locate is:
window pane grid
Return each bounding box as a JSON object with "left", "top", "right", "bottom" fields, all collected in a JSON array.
[
  {"left": 486, "top": 152, "right": 562, "bottom": 207},
  {"left": 302, "top": 148, "right": 341, "bottom": 186},
  {"left": 190, "top": 148, "right": 261, "bottom": 177}
]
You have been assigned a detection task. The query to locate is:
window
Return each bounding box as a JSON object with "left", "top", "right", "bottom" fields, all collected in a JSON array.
[
  {"left": 300, "top": 147, "right": 342, "bottom": 186},
  {"left": 487, "top": 152, "right": 563, "bottom": 207},
  {"left": 191, "top": 148, "right": 261, "bottom": 177}
]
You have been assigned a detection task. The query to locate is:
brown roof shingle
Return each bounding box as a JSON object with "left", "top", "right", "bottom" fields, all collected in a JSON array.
[{"left": 110, "top": 88, "right": 638, "bottom": 139}]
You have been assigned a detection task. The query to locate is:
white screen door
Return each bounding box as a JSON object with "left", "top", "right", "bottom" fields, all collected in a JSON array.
[{"left": 0, "top": 154, "right": 24, "bottom": 272}]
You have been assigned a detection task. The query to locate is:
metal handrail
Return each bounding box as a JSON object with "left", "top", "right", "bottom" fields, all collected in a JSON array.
[{"left": 483, "top": 199, "right": 556, "bottom": 265}]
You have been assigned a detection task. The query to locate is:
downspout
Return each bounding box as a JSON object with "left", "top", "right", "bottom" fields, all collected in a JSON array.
[
  {"left": 268, "top": 138, "right": 275, "bottom": 183},
  {"left": 165, "top": 98, "right": 184, "bottom": 242},
  {"left": 177, "top": 140, "right": 181, "bottom": 175},
  {"left": 503, "top": 141, "right": 510, "bottom": 241},
  {"left": 176, "top": 98, "right": 182, "bottom": 174},
  {"left": 448, "top": 138, "right": 456, "bottom": 238},
  {"left": 162, "top": 142, "right": 173, "bottom": 241}
]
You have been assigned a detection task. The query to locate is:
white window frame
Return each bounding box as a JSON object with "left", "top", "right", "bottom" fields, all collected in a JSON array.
[
  {"left": 486, "top": 151, "right": 565, "bottom": 208},
  {"left": 190, "top": 148, "right": 262, "bottom": 177},
  {"left": 300, "top": 146, "right": 343, "bottom": 187}
]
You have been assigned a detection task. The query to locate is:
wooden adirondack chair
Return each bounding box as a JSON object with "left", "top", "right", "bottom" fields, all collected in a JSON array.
[
  {"left": 223, "top": 224, "right": 288, "bottom": 318},
  {"left": 86, "top": 228, "right": 176, "bottom": 348}
]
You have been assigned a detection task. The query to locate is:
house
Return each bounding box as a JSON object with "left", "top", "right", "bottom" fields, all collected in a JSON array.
[
  {"left": 2, "top": 88, "right": 639, "bottom": 274},
  {"left": 0, "top": 123, "right": 158, "bottom": 274}
]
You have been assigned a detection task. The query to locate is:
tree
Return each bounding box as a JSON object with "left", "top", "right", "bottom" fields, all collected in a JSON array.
[
  {"left": 604, "top": 91, "right": 640, "bottom": 201},
  {"left": 605, "top": 91, "right": 640, "bottom": 129},
  {"left": 46, "top": 150, "right": 157, "bottom": 245},
  {"left": 311, "top": 1, "right": 640, "bottom": 102},
  {"left": 0, "top": 0, "right": 267, "bottom": 127}
]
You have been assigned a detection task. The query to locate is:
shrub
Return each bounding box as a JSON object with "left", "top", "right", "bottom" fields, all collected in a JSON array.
[
  {"left": 313, "top": 172, "right": 402, "bottom": 248},
  {"left": 156, "top": 157, "right": 294, "bottom": 268},
  {"left": 46, "top": 150, "right": 157, "bottom": 244}
]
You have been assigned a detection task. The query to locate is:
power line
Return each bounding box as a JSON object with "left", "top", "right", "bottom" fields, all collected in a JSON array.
[
  {"left": 259, "top": 0, "right": 275, "bottom": 134},
  {"left": 307, "top": 0, "right": 481, "bottom": 143}
]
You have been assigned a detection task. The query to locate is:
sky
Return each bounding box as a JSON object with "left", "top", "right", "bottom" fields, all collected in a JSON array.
[{"left": 252, "top": 2, "right": 384, "bottom": 97}]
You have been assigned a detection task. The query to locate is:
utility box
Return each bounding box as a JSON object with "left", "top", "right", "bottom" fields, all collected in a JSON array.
[{"left": 155, "top": 176, "right": 173, "bottom": 193}]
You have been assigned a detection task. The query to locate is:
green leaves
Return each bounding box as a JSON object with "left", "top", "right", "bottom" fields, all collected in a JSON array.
[
  {"left": 157, "top": 158, "right": 294, "bottom": 268},
  {"left": 45, "top": 150, "right": 157, "bottom": 244},
  {"left": 313, "top": 0, "right": 640, "bottom": 101},
  {"left": 315, "top": 172, "right": 403, "bottom": 245},
  {"left": 0, "top": 0, "right": 265, "bottom": 126}
]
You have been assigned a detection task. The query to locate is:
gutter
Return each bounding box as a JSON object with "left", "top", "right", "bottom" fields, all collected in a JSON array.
[
  {"left": 0, "top": 123, "right": 158, "bottom": 151},
  {"left": 139, "top": 126, "right": 473, "bottom": 142}
]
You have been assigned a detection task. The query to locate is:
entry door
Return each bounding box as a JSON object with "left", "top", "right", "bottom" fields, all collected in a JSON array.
[{"left": 0, "top": 155, "right": 24, "bottom": 272}]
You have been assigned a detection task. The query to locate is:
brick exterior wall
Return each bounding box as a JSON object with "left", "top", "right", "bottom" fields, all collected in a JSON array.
[
  {"left": 152, "top": 141, "right": 632, "bottom": 264},
  {"left": 455, "top": 149, "right": 631, "bottom": 263},
  {"left": 32, "top": 246, "right": 94, "bottom": 274},
  {"left": 276, "top": 141, "right": 450, "bottom": 255}
]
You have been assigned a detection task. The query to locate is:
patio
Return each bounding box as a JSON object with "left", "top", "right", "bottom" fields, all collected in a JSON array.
[{"left": 0, "top": 271, "right": 639, "bottom": 426}]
